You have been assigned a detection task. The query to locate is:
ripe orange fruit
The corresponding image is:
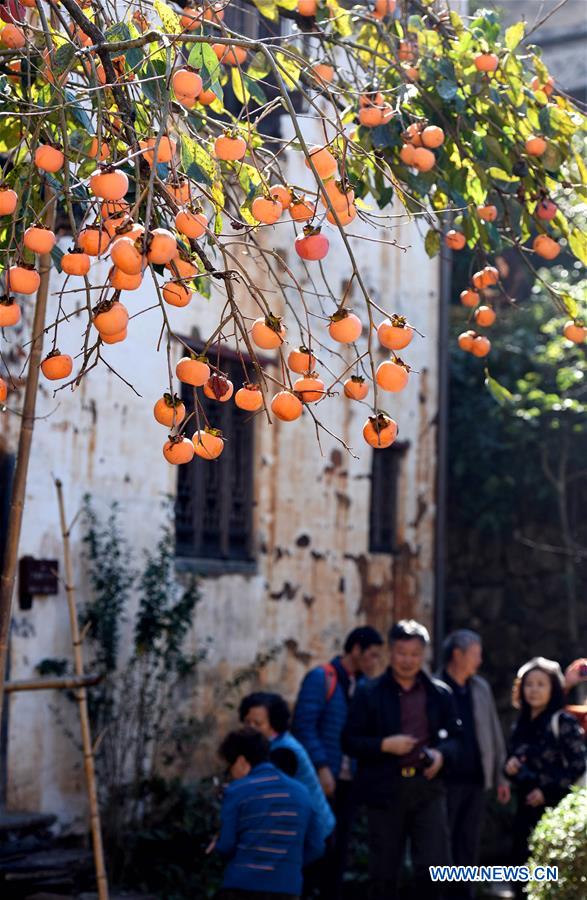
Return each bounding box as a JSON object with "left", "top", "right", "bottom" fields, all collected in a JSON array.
[
  {"left": 474, "top": 53, "right": 498, "bottom": 72},
  {"left": 320, "top": 180, "right": 355, "bottom": 212},
  {"left": 23, "top": 225, "right": 56, "bottom": 255},
  {"left": 399, "top": 144, "right": 417, "bottom": 166},
  {"left": 377, "top": 315, "right": 414, "bottom": 350},
  {"left": 563, "top": 321, "right": 586, "bottom": 344},
  {"left": 311, "top": 62, "right": 334, "bottom": 85},
  {"left": 458, "top": 330, "right": 476, "bottom": 352},
  {"left": 358, "top": 104, "right": 394, "bottom": 127},
  {"left": 474, "top": 305, "right": 496, "bottom": 327},
  {"left": 405, "top": 123, "right": 423, "bottom": 146},
  {"left": 290, "top": 197, "right": 315, "bottom": 222},
  {"left": 163, "top": 280, "right": 192, "bottom": 307},
  {"left": 297, "top": 0, "right": 317, "bottom": 14},
  {"left": 166, "top": 178, "right": 191, "bottom": 205},
  {"left": 525, "top": 135, "right": 547, "bottom": 157},
  {"left": 326, "top": 205, "right": 357, "bottom": 227},
  {"left": 477, "top": 205, "right": 497, "bottom": 222},
  {"left": 212, "top": 43, "right": 248, "bottom": 66},
  {"left": 164, "top": 436, "right": 194, "bottom": 465},
  {"left": 101, "top": 328, "right": 127, "bottom": 344},
  {"left": 344, "top": 376, "right": 369, "bottom": 400},
  {"left": 235, "top": 383, "right": 264, "bottom": 411},
  {"left": 398, "top": 40, "right": 415, "bottom": 62},
  {"left": 154, "top": 393, "right": 186, "bottom": 427},
  {"left": 8, "top": 264, "right": 40, "bottom": 295},
  {"left": 421, "top": 125, "right": 444, "bottom": 149},
  {"left": 412, "top": 147, "right": 436, "bottom": 172},
  {"left": 62, "top": 249, "right": 91, "bottom": 276},
  {"left": 363, "top": 413, "right": 398, "bottom": 448},
  {"left": 0, "top": 377, "right": 7, "bottom": 403},
  {"left": 179, "top": 6, "right": 201, "bottom": 30},
  {"left": 193, "top": 428, "right": 225, "bottom": 459},
  {"left": 203, "top": 374, "right": 234, "bottom": 402},
  {"left": 140, "top": 135, "right": 177, "bottom": 166},
  {"left": 373, "top": 0, "right": 396, "bottom": 17},
  {"left": 271, "top": 390, "right": 303, "bottom": 421},
  {"left": 172, "top": 68, "right": 203, "bottom": 101},
  {"left": 376, "top": 359, "right": 409, "bottom": 392},
  {"left": 0, "top": 297, "right": 21, "bottom": 327},
  {"left": 294, "top": 373, "right": 325, "bottom": 403},
  {"left": 109, "top": 268, "right": 143, "bottom": 291},
  {"left": 90, "top": 168, "right": 129, "bottom": 201},
  {"left": 176, "top": 208, "right": 208, "bottom": 239},
  {"left": 176, "top": 356, "right": 210, "bottom": 386},
  {"left": 295, "top": 229, "right": 329, "bottom": 260},
  {"left": 78, "top": 226, "right": 109, "bottom": 257},
  {"left": 288, "top": 346, "right": 316, "bottom": 374},
  {"left": 34, "top": 145, "right": 64, "bottom": 173},
  {"left": 252, "top": 314, "right": 286, "bottom": 350},
  {"left": 270, "top": 185, "right": 292, "bottom": 209},
  {"left": 329, "top": 311, "right": 362, "bottom": 343},
  {"left": 88, "top": 137, "right": 109, "bottom": 161},
  {"left": 214, "top": 134, "right": 247, "bottom": 161},
  {"left": 147, "top": 228, "right": 177, "bottom": 265},
  {"left": 93, "top": 300, "right": 129, "bottom": 335},
  {"left": 41, "top": 351, "right": 73, "bottom": 381},
  {"left": 0, "top": 187, "right": 18, "bottom": 216},
  {"left": 252, "top": 196, "right": 283, "bottom": 224},
  {"left": 445, "top": 230, "right": 466, "bottom": 251},
  {"left": 304, "top": 145, "right": 338, "bottom": 179},
  {"left": 111, "top": 236, "right": 144, "bottom": 274},
  {"left": 167, "top": 254, "right": 198, "bottom": 280},
  {"left": 472, "top": 266, "right": 499, "bottom": 289},
  {"left": 198, "top": 88, "right": 217, "bottom": 106},
  {"left": 536, "top": 199, "right": 557, "bottom": 221},
  {"left": 460, "top": 289, "right": 480, "bottom": 308},
  {"left": 533, "top": 234, "right": 560, "bottom": 260},
  {"left": 471, "top": 335, "right": 491, "bottom": 357}
]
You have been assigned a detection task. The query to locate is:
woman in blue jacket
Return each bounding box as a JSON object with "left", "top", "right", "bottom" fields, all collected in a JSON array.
[{"left": 239, "top": 691, "right": 336, "bottom": 849}]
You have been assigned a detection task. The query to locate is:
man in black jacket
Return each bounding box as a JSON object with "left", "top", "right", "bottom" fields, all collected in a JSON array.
[{"left": 342, "top": 620, "right": 461, "bottom": 899}]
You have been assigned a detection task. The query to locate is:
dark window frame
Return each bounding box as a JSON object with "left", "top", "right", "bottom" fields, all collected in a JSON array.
[
  {"left": 174, "top": 342, "right": 263, "bottom": 575},
  {"left": 368, "top": 441, "right": 408, "bottom": 554}
]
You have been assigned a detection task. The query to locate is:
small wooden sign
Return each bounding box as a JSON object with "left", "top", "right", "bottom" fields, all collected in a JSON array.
[{"left": 18, "top": 556, "right": 59, "bottom": 610}]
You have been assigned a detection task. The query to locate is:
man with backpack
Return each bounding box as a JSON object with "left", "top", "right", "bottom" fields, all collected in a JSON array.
[{"left": 292, "top": 625, "right": 383, "bottom": 897}]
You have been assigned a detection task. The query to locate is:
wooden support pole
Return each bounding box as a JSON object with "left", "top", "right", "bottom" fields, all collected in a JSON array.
[
  {"left": 0, "top": 189, "right": 56, "bottom": 728},
  {"left": 5, "top": 674, "right": 103, "bottom": 693},
  {"left": 55, "top": 478, "right": 109, "bottom": 900}
]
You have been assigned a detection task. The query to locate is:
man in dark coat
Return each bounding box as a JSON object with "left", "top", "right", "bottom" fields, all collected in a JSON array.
[{"left": 342, "top": 619, "right": 461, "bottom": 900}]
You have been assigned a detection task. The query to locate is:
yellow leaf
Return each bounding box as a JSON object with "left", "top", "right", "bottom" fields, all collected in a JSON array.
[{"left": 154, "top": 0, "right": 181, "bottom": 34}]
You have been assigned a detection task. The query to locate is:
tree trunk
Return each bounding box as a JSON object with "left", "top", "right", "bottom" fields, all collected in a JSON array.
[{"left": 0, "top": 189, "right": 56, "bottom": 730}]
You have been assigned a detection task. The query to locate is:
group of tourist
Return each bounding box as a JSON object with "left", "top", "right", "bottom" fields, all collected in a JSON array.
[{"left": 211, "top": 622, "right": 587, "bottom": 900}]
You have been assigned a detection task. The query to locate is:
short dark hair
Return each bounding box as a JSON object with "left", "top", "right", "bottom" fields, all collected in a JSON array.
[
  {"left": 443, "top": 629, "right": 481, "bottom": 664},
  {"left": 238, "top": 692, "right": 291, "bottom": 735},
  {"left": 270, "top": 747, "right": 298, "bottom": 777},
  {"left": 218, "top": 727, "right": 269, "bottom": 768},
  {"left": 388, "top": 619, "right": 430, "bottom": 647},
  {"left": 513, "top": 657, "right": 566, "bottom": 716},
  {"left": 344, "top": 626, "right": 383, "bottom": 654}
]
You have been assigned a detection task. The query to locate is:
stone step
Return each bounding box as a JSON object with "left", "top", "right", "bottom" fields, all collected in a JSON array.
[{"left": 0, "top": 812, "right": 57, "bottom": 838}]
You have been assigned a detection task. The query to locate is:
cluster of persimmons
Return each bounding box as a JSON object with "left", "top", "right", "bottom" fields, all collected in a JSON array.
[{"left": 0, "top": 0, "right": 585, "bottom": 465}]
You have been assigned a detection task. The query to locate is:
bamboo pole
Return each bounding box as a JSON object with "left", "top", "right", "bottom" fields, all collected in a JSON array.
[
  {"left": 55, "top": 478, "right": 109, "bottom": 900},
  {"left": 0, "top": 188, "right": 56, "bottom": 728},
  {"left": 5, "top": 674, "right": 103, "bottom": 693}
]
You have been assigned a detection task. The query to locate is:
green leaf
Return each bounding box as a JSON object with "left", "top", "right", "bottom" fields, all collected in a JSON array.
[
  {"left": 437, "top": 79, "right": 458, "bottom": 101},
  {"left": 105, "top": 23, "right": 131, "bottom": 42},
  {"left": 188, "top": 42, "right": 223, "bottom": 99},
  {"left": 485, "top": 373, "right": 514, "bottom": 406},
  {"left": 275, "top": 53, "right": 301, "bottom": 91},
  {"left": 251, "top": 0, "right": 278, "bottom": 20},
  {"left": 561, "top": 294, "right": 578, "bottom": 319},
  {"left": 424, "top": 228, "right": 440, "bottom": 258},
  {"left": 505, "top": 22, "right": 525, "bottom": 51},
  {"left": 180, "top": 134, "right": 218, "bottom": 186},
  {"left": 51, "top": 245, "right": 64, "bottom": 273},
  {"left": 568, "top": 229, "right": 587, "bottom": 265}
]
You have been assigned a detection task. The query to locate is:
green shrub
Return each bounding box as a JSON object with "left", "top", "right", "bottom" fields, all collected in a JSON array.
[{"left": 527, "top": 788, "right": 587, "bottom": 899}]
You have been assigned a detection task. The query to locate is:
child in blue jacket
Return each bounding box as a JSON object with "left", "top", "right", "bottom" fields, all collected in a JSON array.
[{"left": 215, "top": 727, "right": 324, "bottom": 899}]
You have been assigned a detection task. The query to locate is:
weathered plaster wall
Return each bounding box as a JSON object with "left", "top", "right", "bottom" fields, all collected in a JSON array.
[{"left": 1, "top": 132, "right": 440, "bottom": 827}]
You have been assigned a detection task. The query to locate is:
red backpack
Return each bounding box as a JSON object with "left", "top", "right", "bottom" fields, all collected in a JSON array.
[{"left": 322, "top": 663, "right": 338, "bottom": 702}]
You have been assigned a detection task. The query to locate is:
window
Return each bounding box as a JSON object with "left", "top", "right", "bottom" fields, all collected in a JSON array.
[
  {"left": 368, "top": 443, "right": 406, "bottom": 553},
  {"left": 175, "top": 352, "right": 256, "bottom": 570}
]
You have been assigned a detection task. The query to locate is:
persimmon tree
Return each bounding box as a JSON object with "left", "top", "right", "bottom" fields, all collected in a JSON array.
[{"left": 0, "top": 0, "right": 586, "bottom": 460}]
